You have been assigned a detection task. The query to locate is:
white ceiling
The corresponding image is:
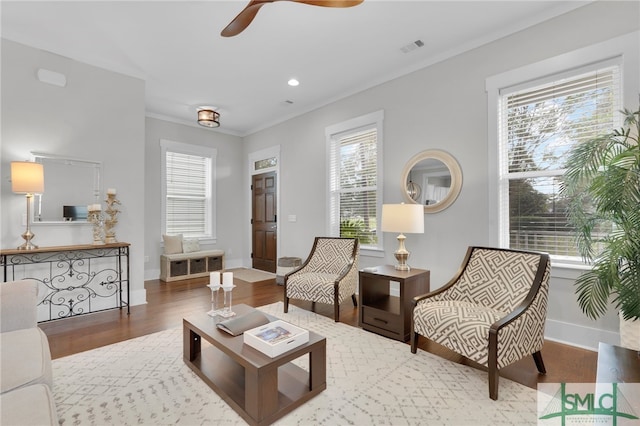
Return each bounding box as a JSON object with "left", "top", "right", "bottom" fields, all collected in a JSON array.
[{"left": 1, "top": 1, "right": 589, "bottom": 136}]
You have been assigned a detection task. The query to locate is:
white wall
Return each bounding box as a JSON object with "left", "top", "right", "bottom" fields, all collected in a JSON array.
[
  {"left": 1, "top": 39, "right": 147, "bottom": 306},
  {"left": 143, "top": 117, "right": 245, "bottom": 279},
  {"left": 2, "top": 1, "right": 637, "bottom": 350},
  {"left": 242, "top": 1, "right": 640, "bottom": 350}
]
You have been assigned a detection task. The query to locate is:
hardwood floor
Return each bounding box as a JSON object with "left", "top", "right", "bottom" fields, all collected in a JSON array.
[{"left": 39, "top": 276, "right": 598, "bottom": 391}]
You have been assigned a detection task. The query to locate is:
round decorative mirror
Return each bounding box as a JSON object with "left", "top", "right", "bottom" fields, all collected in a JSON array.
[{"left": 401, "top": 149, "right": 462, "bottom": 213}]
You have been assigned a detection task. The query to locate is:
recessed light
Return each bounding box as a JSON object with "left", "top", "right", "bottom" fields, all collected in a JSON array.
[{"left": 288, "top": 78, "right": 299, "bottom": 87}]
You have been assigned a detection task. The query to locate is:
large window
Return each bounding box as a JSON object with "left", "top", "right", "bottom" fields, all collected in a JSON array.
[
  {"left": 326, "top": 111, "right": 383, "bottom": 251},
  {"left": 161, "top": 140, "right": 216, "bottom": 240},
  {"left": 496, "top": 61, "right": 621, "bottom": 261}
]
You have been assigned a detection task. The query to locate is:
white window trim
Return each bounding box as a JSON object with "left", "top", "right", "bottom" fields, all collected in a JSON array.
[
  {"left": 160, "top": 139, "right": 217, "bottom": 244},
  {"left": 486, "top": 31, "right": 639, "bottom": 269},
  {"left": 325, "top": 110, "right": 384, "bottom": 256}
]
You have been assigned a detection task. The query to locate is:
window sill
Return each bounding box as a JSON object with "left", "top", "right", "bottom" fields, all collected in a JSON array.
[
  {"left": 550, "top": 259, "right": 590, "bottom": 280},
  {"left": 196, "top": 237, "right": 218, "bottom": 246},
  {"left": 160, "top": 236, "right": 217, "bottom": 246},
  {"left": 360, "top": 247, "right": 384, "bottom": 258}
]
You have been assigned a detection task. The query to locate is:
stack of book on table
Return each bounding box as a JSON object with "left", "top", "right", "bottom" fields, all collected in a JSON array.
[{"left": 216, "top": 309, "right": 310, "bottom": 357}]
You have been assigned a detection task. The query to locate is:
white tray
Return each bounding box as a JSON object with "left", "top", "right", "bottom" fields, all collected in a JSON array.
[{"left": 244, "top": 319, "right": 309, "bottom": 357}]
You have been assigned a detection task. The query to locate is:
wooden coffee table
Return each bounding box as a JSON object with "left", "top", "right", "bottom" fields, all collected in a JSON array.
[{"left": 183, "top": 304, "right": 326, "bottom": 426}]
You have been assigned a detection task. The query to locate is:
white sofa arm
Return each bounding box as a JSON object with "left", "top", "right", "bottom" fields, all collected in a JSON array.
[{"left": 0, "top": 280, "right": 38, "bottom": 333}]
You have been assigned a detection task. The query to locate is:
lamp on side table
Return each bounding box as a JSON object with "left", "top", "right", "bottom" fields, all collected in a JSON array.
[{"left": 381, "top": 203, "right": 424, "bottom": 271}]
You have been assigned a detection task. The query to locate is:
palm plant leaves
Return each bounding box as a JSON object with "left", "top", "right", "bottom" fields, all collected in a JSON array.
[
  {"left": 618, "top": 260, "right": 640, "bottom": 321},
  {"left": 562, "top": 106, "right": 640, "bottom": 320}
]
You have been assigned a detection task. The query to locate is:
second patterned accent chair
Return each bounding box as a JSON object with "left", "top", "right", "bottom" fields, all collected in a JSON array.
[
  {"left": 410, "top": 246, "right": 550, "bottom": 400},
  {"left": 284, "top": 237, "right": 359, "bottom": 322}
]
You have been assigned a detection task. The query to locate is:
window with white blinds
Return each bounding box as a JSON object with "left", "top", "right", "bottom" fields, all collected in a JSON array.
[
  {"left": 498, "top": 62, "right": 621, "bottom": 260},
  {"left": 161, "top": 140, "right": 216, "bottom": 239},
  {"left": 327, "top": 111, "right": 383, "bottom": 250}
]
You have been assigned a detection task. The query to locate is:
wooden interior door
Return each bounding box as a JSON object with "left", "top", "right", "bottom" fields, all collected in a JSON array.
[{"left": 252, "top": 172, "right": 277, "bottom": 272}]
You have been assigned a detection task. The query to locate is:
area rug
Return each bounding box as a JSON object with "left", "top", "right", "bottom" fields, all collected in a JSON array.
[
  {"left": 228, "top": 268, "right": 276, "bottom": 283},
  {"left": 52, "top": 302, "right": 538, "bottom": 425}
]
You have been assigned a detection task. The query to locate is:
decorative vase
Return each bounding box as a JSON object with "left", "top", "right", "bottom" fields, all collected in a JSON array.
[{"left": 619, "top": 312, "right": 640, "bottom": 351}]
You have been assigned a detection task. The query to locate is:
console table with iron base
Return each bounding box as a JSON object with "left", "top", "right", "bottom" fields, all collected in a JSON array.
[{"left": 1, "top": 242, "right": 130, "bottom": 322}]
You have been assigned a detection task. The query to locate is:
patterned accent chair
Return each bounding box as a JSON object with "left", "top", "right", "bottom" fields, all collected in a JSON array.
[
  {"left": 411, "top": 246, "right": 550, "bottom": 400},
  {"left": 284, "top": 237, "right": 359, "bottom": 322}
]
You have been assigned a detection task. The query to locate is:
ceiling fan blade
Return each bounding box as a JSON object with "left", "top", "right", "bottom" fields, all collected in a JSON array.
[
  {"left": 220, "top": 0, "right": 364, "bottom": 37},
  {"left": 221, "top": 1, "right": 273, "bottom": 37},
  {"left": 294, "top": 0, "right": 364, "bottom": 7}
]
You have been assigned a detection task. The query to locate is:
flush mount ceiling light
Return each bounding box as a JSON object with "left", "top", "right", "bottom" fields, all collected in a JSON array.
[
  {"left": 287, "top": 78, "right": 299, "bottom": 87},
  {"left": 197, "top": 108, "right": 220, "bottom": 128}
]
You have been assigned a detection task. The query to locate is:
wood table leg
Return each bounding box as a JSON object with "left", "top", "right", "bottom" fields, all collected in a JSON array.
[
  {"left": 245, "top": 367, "right": 278, "bottom": 423},
  {"left": 183, "top": 324, "right": 201, "bottom": 362},
  {"left": 309, "top": 341, "right": 326, "bottom": 390}
]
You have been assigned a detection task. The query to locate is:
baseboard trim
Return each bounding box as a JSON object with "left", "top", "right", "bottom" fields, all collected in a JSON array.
[
  {"left": 545, "top": 318, "right": 619, "bottom": 351},
  {"left": 130, "top": 289, "right": 147, "bottom": 306},
  {"left": 144, "top": 268, "right": 160, "bottom": 281},
  {"left": 224, "top": 258, "right": 243, "bottom": 269}
]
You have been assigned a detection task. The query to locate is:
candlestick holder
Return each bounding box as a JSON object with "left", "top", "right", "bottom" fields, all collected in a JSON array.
[
  {"left": 104, "top": 193, "right": 121, "bottom": 244},
  {"left": 88, "top": 207, "right": 105, "bottom": 245},
  {"left": 219, "top": 284, "right": 236, "bottom": 318},
  {"left": 206, "top": 283, "right": 222, "bottom": 317}
]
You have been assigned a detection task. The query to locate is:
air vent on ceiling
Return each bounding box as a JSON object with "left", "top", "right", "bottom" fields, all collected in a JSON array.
[{"left": 400, "top": 40, "right": 424, "bottom": 54}]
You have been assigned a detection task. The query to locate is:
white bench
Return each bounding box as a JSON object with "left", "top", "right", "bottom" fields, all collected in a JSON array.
[{"left": 160, "top": 250, "right": 225, "bottom": 282}]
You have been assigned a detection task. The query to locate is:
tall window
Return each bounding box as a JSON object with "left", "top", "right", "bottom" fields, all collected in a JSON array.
[
  {"left": 327, "top": 111, "right": 383, "bottom": 251},
  {"left": 161, "top": 140, "right": 216, "bottom": 239},
  {"left": 497, "top": 62, "right": 620, "bottom": 261}
]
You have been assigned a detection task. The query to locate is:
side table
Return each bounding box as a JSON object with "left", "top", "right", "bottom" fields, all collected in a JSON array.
[
  {"left": 596, "top": 342, "right": 640, "bottom": 383},
  {"left": 359, "top": 265, "right": 430, "bottom": 342}
]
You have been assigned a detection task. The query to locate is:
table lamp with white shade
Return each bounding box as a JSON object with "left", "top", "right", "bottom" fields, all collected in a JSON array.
[
  {"left": 11, "top": 161, "right": 45, "bottom": 250},
  {"left": 381, "top": 203, "right": 424, "bottom": 271}
]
